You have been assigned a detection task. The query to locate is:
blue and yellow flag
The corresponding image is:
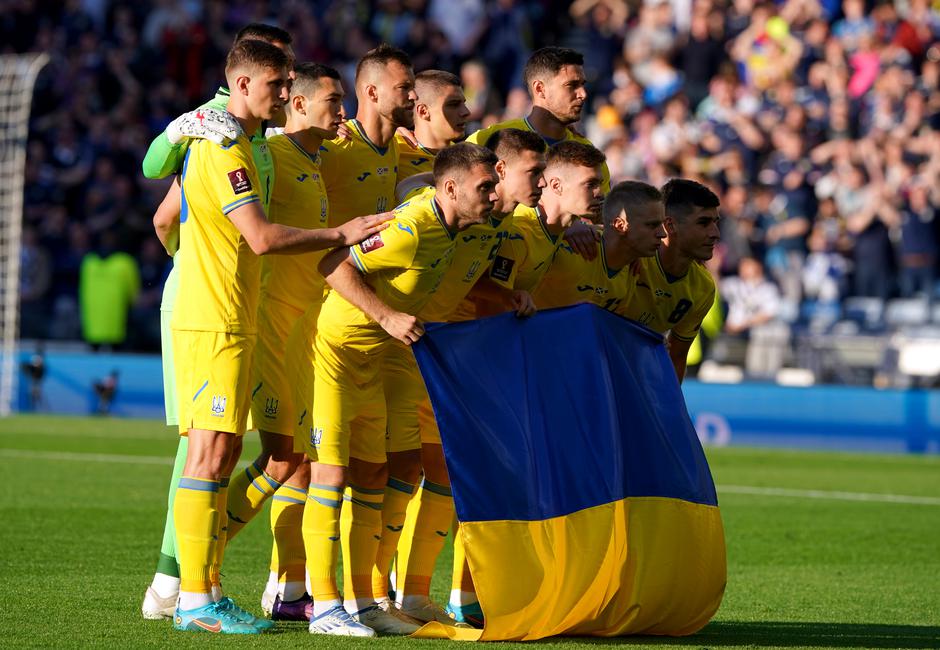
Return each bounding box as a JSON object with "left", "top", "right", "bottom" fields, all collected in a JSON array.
[{"left": 412, "top": 304, "right": 726, "bottom": 641}]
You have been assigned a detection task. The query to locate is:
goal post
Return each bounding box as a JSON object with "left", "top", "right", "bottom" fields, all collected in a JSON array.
[{"left": 0, "top": 53, "right": 49, "bottom": 416}]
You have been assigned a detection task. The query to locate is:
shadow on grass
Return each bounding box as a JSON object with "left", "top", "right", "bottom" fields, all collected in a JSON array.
[{"left": 550, "top": 621, "right": 940, "bottom": 649}]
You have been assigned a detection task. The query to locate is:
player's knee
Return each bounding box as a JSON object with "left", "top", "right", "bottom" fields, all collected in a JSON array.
[
  {"left": 184, "top": 430, "right": 236, "bottom": 478},
  {"left": 287, "top": 459, "right": 312, "bottom": 488},
  {"left": 310, "top": 461, "right": 346, "bottom": 490},
  {"left": 264, "top": 451, "right": 304, "bottom": 484},
  {"left": 349, "top": 457, "right": 388, "bottom": 490},
  {"left": 387, "top": 449, "right": 422, "bottom": 484},
  {"left": 421, "top": 444, "right": 450, "bottom": 486}
]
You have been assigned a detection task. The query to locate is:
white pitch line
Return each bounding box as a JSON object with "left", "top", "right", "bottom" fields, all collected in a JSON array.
[
  {"left": 4, "top": 448, "right": 938, "bottom": 506},
  {"left": 719, "top": 484, "right": 940, "bottom": 506},
  {"left": 0, "top": 448, "right": 174, "bottom": 465}
]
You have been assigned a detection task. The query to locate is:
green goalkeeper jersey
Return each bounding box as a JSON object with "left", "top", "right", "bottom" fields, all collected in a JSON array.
[{"left": 147, "top": 86, "right": 275, "bottom": 312}]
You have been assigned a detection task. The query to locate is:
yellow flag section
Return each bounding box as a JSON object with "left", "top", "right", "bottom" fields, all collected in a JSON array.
[{"left": 410, "top": 304, "right": 727, "bottom": 641}]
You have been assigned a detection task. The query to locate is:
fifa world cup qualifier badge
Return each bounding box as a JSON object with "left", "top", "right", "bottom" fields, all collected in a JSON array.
[
  {"left": 359, "top": 233, "right": 385, "bottom": 254},
  {"left": 227, "top": 167, "right": 252, "bottom": 194}
]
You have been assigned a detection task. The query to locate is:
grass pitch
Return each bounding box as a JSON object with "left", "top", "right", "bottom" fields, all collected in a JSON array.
[{"left": 0, "top": 415, "right": 938, "bottom": 649}]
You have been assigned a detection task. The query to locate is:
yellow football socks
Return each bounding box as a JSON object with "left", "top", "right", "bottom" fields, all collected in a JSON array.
[
  {"left": 341, "top": 484, "right": 384, "bottom": 610},
  {"left": 372, "top": 477, "right": 415, "bottom": 600},
  {"left": 304, "top": 482, "right": 343, "bottom": 615},
  {"left": 451, "top": 523, "right": 476, "bottom": 599},
  {"left": 209, "top": 477, "right": 229, "bottom": 592},
  {"left": 396, "top": 478, "right": 454, "bottom": 600},
  {"left": 174, "top": 476, "right": 219, "bottom": 609},
  {"left": 270, "top": 483, "right": 307, "bottom": 600},
  {"left": 225, "top": 461, "right": 281, "bottom": 540}
]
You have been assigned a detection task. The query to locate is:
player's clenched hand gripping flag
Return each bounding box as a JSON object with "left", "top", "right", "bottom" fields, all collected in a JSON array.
[{"left": 412, "top": 304, "right": 726, "bottom": 641}]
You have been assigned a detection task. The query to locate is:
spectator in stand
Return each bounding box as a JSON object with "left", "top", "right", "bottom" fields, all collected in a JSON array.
[{"left": 722, "top": 256, "right": 790, "bottom": 379}]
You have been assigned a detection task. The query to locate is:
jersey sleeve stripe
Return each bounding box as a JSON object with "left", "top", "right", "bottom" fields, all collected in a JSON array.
[
  {"left": 669, "top": 331, "right": 698, "bottom": 343},
  {"left": 222, "top": 194, "right": 260, "bottom": 214},
  {"left": 349, "top": 245, "right": 366, "bottom": 272}
]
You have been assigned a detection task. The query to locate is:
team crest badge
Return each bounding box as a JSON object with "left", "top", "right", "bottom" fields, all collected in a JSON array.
[
  {"left": 210, "top": 395, "right": 227, "bottom": 417},
  {"left": 310, "top": 427, "right": 323, "bottom": 447},
  {"left": 264, "top": 398, "right": 279, "bottom": 417}
]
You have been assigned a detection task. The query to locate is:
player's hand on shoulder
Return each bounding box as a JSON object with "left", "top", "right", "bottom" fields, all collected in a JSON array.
[
  {"left": 165, "top": 108, "right": 243, "bottom": 146},
  {"left": 396, "top": 126, "right": 419, "bottom": 147},
  {"left": 511, "top": 290, "right": 537, "bottom": 318},
  {"left": 335, "top": 121, "right": 353, "bottom": 140},
  {"left": 336, "top": 212, "right": 394, "bottom": 245},
  {"left": 563, "top": 220, "right": 600, "bottom": 261},
  {"left": 379, "top": 311, "right": 425, "bottom": 345}
]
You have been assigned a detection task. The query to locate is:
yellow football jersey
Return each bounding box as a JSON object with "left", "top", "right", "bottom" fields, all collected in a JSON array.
[
  {"left": 173, "top": 134, "right": 261, "bottom": 334},
  {"left": 419, "top": 192, "right": 509, "bottom": 322},
  {"left": 316, "top": 192, "right": 457, "bottom": 352},
  {"left": 395, "top": 133, "right": 436, "bottom": 181},
  {"left": 320, "top": 118, "right": 399, "bottom": 225},
  {"left": 489, "top": 204, "right": 563, "bottom": 291},
  {"left": 465, "top": 117, "right": 611, "bottom": 194},
  {"left": 532, "top": 240, "right": 635, "bottom": 315},
  {"left": 622, "top": 254, "right": 717, "bottom": 341},
  {"left": 257, "top": 134, "right": 331, "bottom": 312}
]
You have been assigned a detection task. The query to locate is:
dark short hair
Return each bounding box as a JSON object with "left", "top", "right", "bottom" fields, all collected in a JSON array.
[
  {"left": 235, "top": 23, "right": 292, "bottom": 45},
  {"left": 225, "top": 39, "right": 290, "bottom": 76},
  {"left": 523, "top": 47, "right": 584, "bottom": 89},
  {"left": 484, "top": 128, "right": 546, "bottom": 160},
  {"left": 662, "top": 178, "right": 720, "bottom": 221},
  {"left": 433, "top": 142, "right": 498, "bottom": 186},
  {"left": 545, "top": 140, "right": 605, "bottom": 170},
  {"left": 415, "top": 69, "right": 462, "bottom": 101},
  {"left": 603, "top": 180, "right": 663, "bottom": 228},
  {"left": 291, "top": 62, "right": 341, "bottom": 94},
  {"left": 356, "top": 43, "right": 413, "bottom": 82}
]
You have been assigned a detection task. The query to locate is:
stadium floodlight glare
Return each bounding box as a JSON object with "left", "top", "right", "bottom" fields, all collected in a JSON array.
[{"left": 0, "top": 53, "right": 49, "bottom": 416}]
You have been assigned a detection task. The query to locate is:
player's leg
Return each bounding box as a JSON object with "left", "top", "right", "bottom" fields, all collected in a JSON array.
[
  {"left": 269, "top": 460, "right": 312, "bottom": 621},
  {"left": 171, "top": 330, "right": 262, "bottom": 634},
  {"left": 448, "top": 530, "right": 483, "bottom": 627},
  {"left": 266, "top": 311, "right": 320, "bottom": 618},
  {"left": 227, "top": 304, "right": 303, "bottom": 538},
  {"left": 396, "top": 438, "right": 458, "bottom": 624},
  {"left": 142, "top": 305, "right": 184, "bottom": 619},
  {"left": 303, "top": 337, "right": 374, "bottom": 637},
  {"left": 371, "top": 347, "right": 423, "bottom": 610}
]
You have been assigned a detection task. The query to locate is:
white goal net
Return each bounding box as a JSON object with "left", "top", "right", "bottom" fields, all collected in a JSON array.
[{"left": 0, "top": 53, "right": 48, "bottom": 416}]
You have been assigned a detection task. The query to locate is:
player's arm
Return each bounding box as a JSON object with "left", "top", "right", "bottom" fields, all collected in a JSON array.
[
  {"left": 666, "top": 335, "right": 693, "bottom": 384},
  {"left": 318, "top": 247, "right": 424, "bottom": 345},
  {"left": 667, "top": 285, "right": 716, "bottom": 382},
  {"left": 563, "top": 220, "right": 600, "bottom": 261},
  {"left": 228, "top": 202, "right": 391, "bottom": 255},
  {"left": 396, "top": 172, "right": 434, "bottom": 204},
  {"left": 152, "top": 178, "right": 181, "bottom": 256},
  {"left": 467, "top": 276, "right": 535, "bottom": 317}
]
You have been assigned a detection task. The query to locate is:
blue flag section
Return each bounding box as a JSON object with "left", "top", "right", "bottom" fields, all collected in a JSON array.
[{"left": 412, "top": 304, "right": 727, "bottom": 641}]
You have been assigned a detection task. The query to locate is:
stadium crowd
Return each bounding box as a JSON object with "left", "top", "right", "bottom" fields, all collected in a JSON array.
[{"left": 11, "top": 0, "right": 940, "bottom": 359}]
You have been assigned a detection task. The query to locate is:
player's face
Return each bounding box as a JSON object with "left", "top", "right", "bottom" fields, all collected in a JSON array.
[
  {"left": 305, "top": 78, "right": 346, "bottom": 138},
  {"left": 249, "top": 66, "right": 291, "bottom": 120},
  {"left": 378, "top": 61, "right": 417, "bottom": 129},
  {"left": 430, "top": 86, "right": 470, "bottom": 141},
  {"left": 498, "top": 150, "right": 547, "bottom": 211},
  {"left": 625, "top": 202, "right": 667, "bottom": 257},
  {"left": 676, "top": 207, "right": 721, "bottom": 261},
  {"left": 456, "top": 163, "right": 500, "bottom": 227},
  {"left": 559, "top": 164, "right": 604, "bottom": 222},
  {"left": 539, "top": 65, "right": 587, "bottom": 125}
]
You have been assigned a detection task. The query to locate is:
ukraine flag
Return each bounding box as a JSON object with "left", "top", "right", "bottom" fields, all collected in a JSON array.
[{"left": 412, "top": 304, "right": 726, "bottom": 641}]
